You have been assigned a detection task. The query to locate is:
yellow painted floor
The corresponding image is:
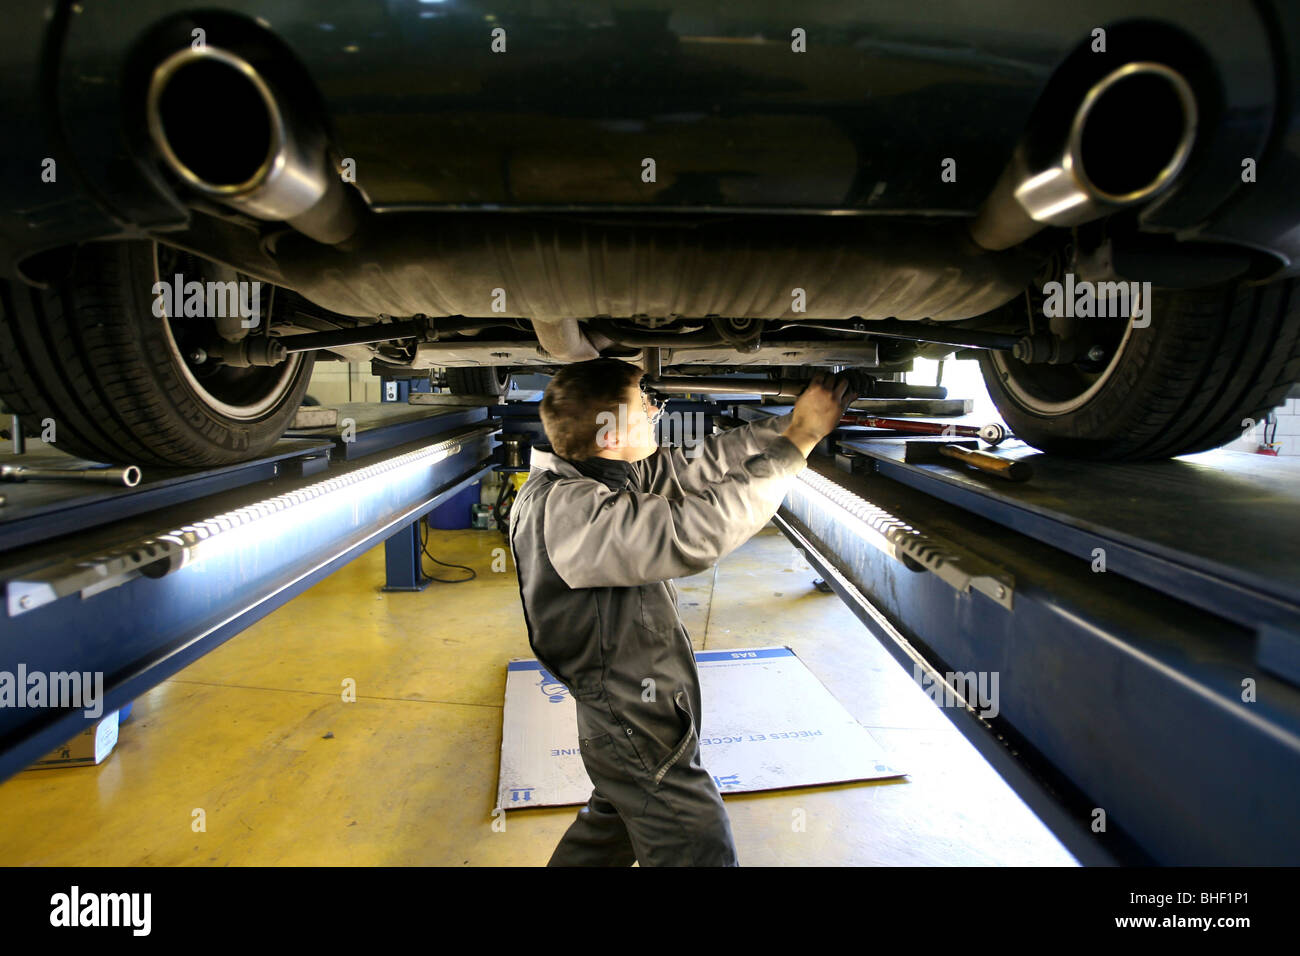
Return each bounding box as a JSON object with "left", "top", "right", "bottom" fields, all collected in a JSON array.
[{"left": 0, "top": 524, "right": 1077, "bottom": 866}]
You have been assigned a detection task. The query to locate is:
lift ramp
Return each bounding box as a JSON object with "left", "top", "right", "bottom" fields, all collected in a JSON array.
[
  {"left": 0, "top": 405, "right": 499, "bottom": 781},
  {"left": 732, "top": 403, "right": 1300, "bottom": 866}
]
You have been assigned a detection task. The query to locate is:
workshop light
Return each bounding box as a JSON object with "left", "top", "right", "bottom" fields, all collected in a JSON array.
[{"left": 183, "top": 442, "right": 457, "bottom": 571}]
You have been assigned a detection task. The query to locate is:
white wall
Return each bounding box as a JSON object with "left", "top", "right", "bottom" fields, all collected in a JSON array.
[
  {"left": 912, "top": 359, "right": 1300, "bottom": 459},
  {"left": 304, "top": 362, "right": 389, "bottom": 405},
  {"left": 1222, "top": 397, "right": 1300, "bottom": 458},
  {"left": 908, "top": 357, "right": 998, "bottom": 421}
]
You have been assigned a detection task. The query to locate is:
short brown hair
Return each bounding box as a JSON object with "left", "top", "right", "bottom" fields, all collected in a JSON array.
[{"left": 540, "top": 358, "right": 643, "bottom": 459}]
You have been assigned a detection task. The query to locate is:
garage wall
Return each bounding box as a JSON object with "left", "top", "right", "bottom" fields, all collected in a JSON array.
[
  {"left": 304, "top": 362, "right": 389, "bottom": 405},
  {"left": 1276, "top": 399, "right": 1300, "bottom": 457},
  {"left": 908, "top": 358, "right": 999, "bottom": 422},
  {"left": 914, "top": 360, "right": 1300, "bottom": 460},
  {"left": 1222, "top": 397, "right": 1300, "bottom": 458}
]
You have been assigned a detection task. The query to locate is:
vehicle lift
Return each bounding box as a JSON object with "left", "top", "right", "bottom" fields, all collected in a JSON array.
[
  {"left": 0, "top": 394, "right": 1296, "bottom": 866},
  {"left": 0, "top": 402, "right": 500, "bottom": 780}
]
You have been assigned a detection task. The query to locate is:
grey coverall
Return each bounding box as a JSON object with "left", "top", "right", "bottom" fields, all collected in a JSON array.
[{"left": 507, "top": 410, "right": 806, "bottom": 866}]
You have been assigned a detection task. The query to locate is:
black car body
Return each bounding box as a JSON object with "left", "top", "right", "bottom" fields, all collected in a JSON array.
[{"left": 1, "top": 1, "right": 1299, "bottom": 464}]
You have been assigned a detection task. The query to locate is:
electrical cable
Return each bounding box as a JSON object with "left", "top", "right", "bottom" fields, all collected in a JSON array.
[
  {"left": 495, "top": 473, "right": 518, "bottom": 535},
  {"left": 418, "top": 516, "right": 477, "bottom": 583}
]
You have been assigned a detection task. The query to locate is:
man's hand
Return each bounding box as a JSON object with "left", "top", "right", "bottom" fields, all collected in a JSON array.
[{"left": 782, "top": 371, "right": 857, "bottom": 457}]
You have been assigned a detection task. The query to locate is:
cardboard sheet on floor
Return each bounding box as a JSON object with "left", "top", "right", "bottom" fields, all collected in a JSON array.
[{"left": 496, "top": 646, "right": 903, "bottom": 809}]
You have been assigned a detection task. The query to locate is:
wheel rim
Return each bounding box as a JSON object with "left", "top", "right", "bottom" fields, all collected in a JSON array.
[
  {"left": 989, "top": 296, "right": 1137, "bottom": 417},
  {"left": 154, "top": 244, "right": 303, "bottom": 421}
]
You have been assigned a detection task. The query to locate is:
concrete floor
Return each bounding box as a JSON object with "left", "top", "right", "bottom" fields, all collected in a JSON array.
[{"left": 0, "top": 523, "right": 1077, "bottom": 866}]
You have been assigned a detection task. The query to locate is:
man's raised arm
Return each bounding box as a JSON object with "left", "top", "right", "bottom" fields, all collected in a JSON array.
[
  {"left": 633, "top": 373, "right": 853, "bottom": 496},
  {"left": 547, "top": 372, "right": 854, "bottom": 588},
  {"left": 544, "top": 434, "right": 808, "bottom": 589},
  {"left": 633, "top": 409, "right": 795, "bottom": 496}
]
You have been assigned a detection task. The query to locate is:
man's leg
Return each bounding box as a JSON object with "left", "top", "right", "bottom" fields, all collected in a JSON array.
[
  {"left": 547, "top": 786, "right": 637, "bottom": 866},
  {"left": 621, "top": 738, "right": 740, "bottom": 867},
  {"left": 594, "top": 685, "right": 739, "bottom": 867},
  {"left": 566, "top": 691, "right": 739, "bottom": 866}
]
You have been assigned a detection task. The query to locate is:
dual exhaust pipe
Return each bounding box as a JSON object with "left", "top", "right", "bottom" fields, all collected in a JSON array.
[{"left": 147, "top": 48, "right": 1197, "bottom": 257}]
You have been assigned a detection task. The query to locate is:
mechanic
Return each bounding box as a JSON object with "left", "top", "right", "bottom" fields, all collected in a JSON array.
[{"left": 508, "top": 357, "right": 854, "bottom": 866}]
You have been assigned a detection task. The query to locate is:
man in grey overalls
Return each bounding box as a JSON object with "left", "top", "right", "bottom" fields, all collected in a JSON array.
[{"left": 508, "top": 358, "right": 852, "bottom": 866}]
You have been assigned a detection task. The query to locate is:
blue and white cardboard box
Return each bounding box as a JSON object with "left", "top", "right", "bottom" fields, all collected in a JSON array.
[
  {"left": 24, "top": 710, "right": 120, "bottom": 771},
  {"left": 497, "top": 646, "right": 903, "bottom": 810}
]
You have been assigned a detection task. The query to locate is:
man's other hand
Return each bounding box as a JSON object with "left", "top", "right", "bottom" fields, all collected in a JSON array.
[{"left": 782, "top": 371, "right": 856, "bottom": 457}]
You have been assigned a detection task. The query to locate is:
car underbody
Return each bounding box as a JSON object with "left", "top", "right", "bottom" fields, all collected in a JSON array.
[{"left": 1, "top": 2, "right": 1298, "bottom": 465}]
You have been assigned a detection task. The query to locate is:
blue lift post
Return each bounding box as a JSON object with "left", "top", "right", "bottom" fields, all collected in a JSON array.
[
  {"left": 384, "top": 520, "right": 434, "bottom": 592},
  {"left": 290, "top": 401, "right": 500, "bottom": 591},
  {"left": 0, "top": 404, "right": 501, "bottom": 781},
  {"left": 729, "top": 402, "right": 1300, "bottom": 866},
  {"left": 381, "top": 463, "right": 496, "bottom": 592}
]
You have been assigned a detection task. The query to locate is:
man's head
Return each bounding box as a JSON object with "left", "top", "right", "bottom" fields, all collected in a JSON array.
[{"left": 539, "top": 357, "right": 662, "bottom": 462}]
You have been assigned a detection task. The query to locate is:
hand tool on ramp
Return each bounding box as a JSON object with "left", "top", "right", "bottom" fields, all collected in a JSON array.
[
  {"left": 903, "top": 440, "right": 1031, "bottom": 482},
  {"left": 0, "top": 464, "right": 142, "bottom": 487},
  {"left": 841, "top": 415, "right": 1009, "bottom": 445}
]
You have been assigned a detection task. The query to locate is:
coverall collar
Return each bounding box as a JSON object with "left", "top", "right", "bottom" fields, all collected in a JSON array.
[{"left": 529, "top": 444, "right": 634, "bottom": 491}]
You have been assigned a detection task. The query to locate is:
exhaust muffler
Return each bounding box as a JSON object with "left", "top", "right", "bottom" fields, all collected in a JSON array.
[
  {"left": 969, "top": 61, "right": 1197, "bottom": 251},
  {"left": 146, "top": 46, "right": 362, "bottom": 245}
]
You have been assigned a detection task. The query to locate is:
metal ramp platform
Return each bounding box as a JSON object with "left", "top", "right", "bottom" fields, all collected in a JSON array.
[
  {"left": 732, "top": 402, "right": 1300, "bottom": 866},
  {"left": 0, "top": 403, "right": 500, "bottom": 780},
  {"left": 838, "top": 434, "right": 1300, "bottom": 674}
]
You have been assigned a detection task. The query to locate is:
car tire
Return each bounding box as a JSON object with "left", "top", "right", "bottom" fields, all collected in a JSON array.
[
  {"left": 445, "top": 366, "right": 512, "bottom": 395},
  {"left": 0, "top": 240, "right": 314, "bottom": 467},
  {"left": 978, "top": 277, "right": 1300, "bottom": 460}
]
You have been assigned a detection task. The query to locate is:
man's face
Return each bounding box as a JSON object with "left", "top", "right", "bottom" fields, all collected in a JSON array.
[{"left": 594, "top": 376, "right": 661, "bottom": 461}]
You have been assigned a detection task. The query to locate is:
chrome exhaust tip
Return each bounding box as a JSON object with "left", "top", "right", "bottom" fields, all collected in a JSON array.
[
  {"left": 147, "top": 46, "right": 359, "bottom": 244},
  {"left": 970, "top": 61, "right": 1198, "bottom": 251}
]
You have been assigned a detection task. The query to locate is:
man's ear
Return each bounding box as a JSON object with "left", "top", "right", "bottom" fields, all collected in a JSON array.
[{"left": 595, "top": 408, "right": 622, "bottom": 451}]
